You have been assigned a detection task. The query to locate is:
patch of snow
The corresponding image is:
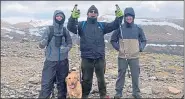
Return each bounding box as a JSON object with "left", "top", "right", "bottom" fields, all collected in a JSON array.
[
  {"left": 4, "top": 35, "right": 14, "bottom": 39},
  {"left": 29, "top": 27, "right": 48, "bottom": 37},
  {"left": 98, "top": 15, "right": 184, "bottom": 31},
  {"left": 166, "top": 33, "right": 172, "bottom": 35},
  {"left": 29, "top": 20, "right": 52, "bottom": 27},
  {"left": 15, "top": 30, "right": 25, "bottom": 34},
  {"left": 146, "top": 44, "right": 184, "bottom": 47},
  {"left": 135, "top": 19, "right": 184, "bottom": 31},
  {"left": 1, "top": 27, "right": 12, "bottom": 32}
]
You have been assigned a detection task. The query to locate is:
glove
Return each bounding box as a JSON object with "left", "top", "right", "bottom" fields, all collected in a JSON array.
[
  {"left": 115, "top": 9, "right": 123, "bottom": 17},
  {"left": 72, "top": 9, "right": 80, "bottom": 19},
  {"left": 60, "top": 46, "right": 70, "bottom": 53}
]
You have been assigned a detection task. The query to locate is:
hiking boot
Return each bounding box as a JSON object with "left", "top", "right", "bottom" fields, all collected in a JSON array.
[
  {"left": 100, "top": 95, "right": 110, "bottom": 99},
  {"left": 114, "top": 95, "right": 122, "bottom": 99},
  {"left": 132, "top": 93, "right": 141, "bottom": 99},
  {"left": 82, "top": 95, "right": 88, "bottom": 99}
]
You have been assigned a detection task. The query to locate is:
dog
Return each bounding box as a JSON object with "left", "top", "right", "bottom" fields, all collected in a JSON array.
[{"left": 66, "top": 70, "right": 82, "bottom": 98}]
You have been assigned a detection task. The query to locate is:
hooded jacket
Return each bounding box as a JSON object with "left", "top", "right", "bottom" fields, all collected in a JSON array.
[
  {"left": 111, "top": 7, "right": 147, "bottom": 59},
  {"left": 39, "top": 10, "right": 72, "bottom": 61}
]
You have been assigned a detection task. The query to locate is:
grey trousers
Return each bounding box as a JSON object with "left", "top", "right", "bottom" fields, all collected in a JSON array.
[{"left": 115, "top": 58, "right": 140, "bottom": 96}]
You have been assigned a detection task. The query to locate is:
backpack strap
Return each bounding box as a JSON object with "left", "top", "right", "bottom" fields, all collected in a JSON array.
[
  {"left": 63, "top": 27, "right": 67, "bottom": 38},
  {"left": 97, "top": 22, "right": 104, "bottom": 30},
  {"left": 47, "top": 26, "right": 67, "bottom": 46},
  {"left": 82, "top": 21, "right": 86, "bottom": 31},
  {"left": 47, "top": 26, "right": 54, "bottom": 46}
]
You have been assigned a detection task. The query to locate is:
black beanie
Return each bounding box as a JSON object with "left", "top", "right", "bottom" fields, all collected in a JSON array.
[{"left": 87, "top": 5, "right": 99, "bottom": 15}]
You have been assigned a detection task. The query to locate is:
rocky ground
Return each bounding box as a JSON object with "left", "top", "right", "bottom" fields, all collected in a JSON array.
[{"left": 1, "top": 41, "right": 184, "bottom": 98}]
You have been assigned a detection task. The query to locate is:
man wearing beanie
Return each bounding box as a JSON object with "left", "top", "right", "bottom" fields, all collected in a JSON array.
[
  {"left": 111, "top": 7, "right": 147, "bottom": 99},
  {"left": 67, "top": 5, "right": 123, "bottom": 98},
  {"left": 38, "top": 10, "right": 72, "bottom": 98}
]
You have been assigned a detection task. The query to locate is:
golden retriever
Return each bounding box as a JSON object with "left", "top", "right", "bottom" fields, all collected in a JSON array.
[{"left": 66, "top": 70, "right": 82, "bottom": 98}]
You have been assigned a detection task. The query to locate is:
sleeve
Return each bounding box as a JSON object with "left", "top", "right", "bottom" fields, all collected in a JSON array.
[
  {"left": 110, "top": 29, "right": 120, "bottom": 51},
  {"left": 138, "top": 26, "right": 147, "bottom": 52},
  {"left": 39, "top": 27, "right": 50, "bottom": 49},
  {"left": 67, "top": 16, "right": 82, "bottom": 36},
  {"left": 103, "top": 16, "right": 123, "bottom": 34}
]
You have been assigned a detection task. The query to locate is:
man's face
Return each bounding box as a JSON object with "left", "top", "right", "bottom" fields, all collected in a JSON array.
[
  {"left": 125, "top": 16, "right": 133, "bottom": 23},
  {"left": 88, "top": 10, "right": 98, "bottom": 18},
  {"left": 56, "top": 15, "right": 63, "bottom": 21}
]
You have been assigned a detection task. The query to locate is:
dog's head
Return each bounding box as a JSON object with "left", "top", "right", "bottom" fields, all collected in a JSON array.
[{"left": 66, "top": 71, "right": 80, "bottom": 89}]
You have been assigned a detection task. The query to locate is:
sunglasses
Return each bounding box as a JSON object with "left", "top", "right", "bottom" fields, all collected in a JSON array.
[{"left": 89, "top": 10, "right": 98, "bottom": 14}]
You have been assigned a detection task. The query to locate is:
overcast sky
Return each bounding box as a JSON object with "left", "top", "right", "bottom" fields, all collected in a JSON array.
[{"left": 1, "top": 1, "right": 184, "bottom": 24}]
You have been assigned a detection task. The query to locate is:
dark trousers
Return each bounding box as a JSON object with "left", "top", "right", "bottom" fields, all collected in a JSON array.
[
  {"left": 115, "top": 58, "right": 140, "bottom": 97},
  {"left": 81, "top": 58, "right": 106, "bottom": 98},
  {"left": 38, "top": 59, "right": 69, "bottom": 99}
]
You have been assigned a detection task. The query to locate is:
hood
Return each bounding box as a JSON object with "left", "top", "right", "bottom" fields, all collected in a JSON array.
[
  {"left": 53, "top": 10, "right": 65, "bottom": 25},
  {"left": 124, "top": 7, "right": 135, "bottom": 18},
  {"left": 123, "top": 7, "right": 135, "bottom": 27}
]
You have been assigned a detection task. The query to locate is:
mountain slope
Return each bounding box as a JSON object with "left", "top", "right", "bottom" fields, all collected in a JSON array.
[{"left": 1, "top": 17, "right": 184, "bottom": 44}]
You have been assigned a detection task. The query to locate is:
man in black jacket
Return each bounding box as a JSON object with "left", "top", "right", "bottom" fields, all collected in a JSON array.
[{"left": 67, "top": 5, "right": 123, "bottom": 98}]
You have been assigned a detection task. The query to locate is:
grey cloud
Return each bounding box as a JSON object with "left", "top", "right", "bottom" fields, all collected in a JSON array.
[{"left": 1, "top": 1, "right": 184, "bottom": 20}]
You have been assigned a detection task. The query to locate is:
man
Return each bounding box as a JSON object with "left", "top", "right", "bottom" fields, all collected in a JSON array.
[
  {"left": 67, "top": 5, "right": 123, "bottom": 98},
  {"left": 38, "top": 10, "right": 72, "bottom": 98},
  {"left": 111, "top": 7, "right": 147, "bottom": 98}
]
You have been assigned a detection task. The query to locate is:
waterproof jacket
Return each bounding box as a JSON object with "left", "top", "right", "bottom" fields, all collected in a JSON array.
[
  {"left": 39, "top": 10, "right": 72, "bottom": 61},
  {"left": 67, "top": 16, "right": 123, "bottom": 59},
  {"left": 111, "top": 7, "right": 147, "bottom": 59}
]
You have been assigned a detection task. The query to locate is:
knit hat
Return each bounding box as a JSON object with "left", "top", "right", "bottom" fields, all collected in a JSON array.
[{"left": 87, "top": 5, "right": 99, "bottom": 15}]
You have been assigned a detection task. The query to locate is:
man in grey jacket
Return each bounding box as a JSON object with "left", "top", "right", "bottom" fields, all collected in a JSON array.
[
  {"left": 38, "top": 10, "right": 72, "bottom": 98},
  {"left": 111, "top": 7, "right": 147, "bottom": 99}
]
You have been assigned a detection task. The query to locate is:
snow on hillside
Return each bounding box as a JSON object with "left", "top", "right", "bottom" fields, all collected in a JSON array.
[
  {"left": 1, "top": 27, "right": 26, "bottom": 35},
  {"left": 146, "top": 44, "right": 184, "bottom": 47},
  {"left": 1, "top": 27, "right": 12, "bottom": 32},
  {"left": 29, "top": 20, "right": 53, "bottom": 27},
  {"left": 134, "top": 19, "right": 184, "bottom": 31},
  {"left": 29, "top": 27, "right": 46, "bottom": 36},
  {"left": 1, "top": 16, "right": 184, "bottom": 41},
  {"left": 3, "top": 35, "right": 14, "bottom": 39},
  {"left": 99, "top": 15, "right": 184, "bottom": 31}
]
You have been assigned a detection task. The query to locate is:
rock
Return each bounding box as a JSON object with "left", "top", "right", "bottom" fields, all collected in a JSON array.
[
  {"left": 149, "top": 76, "right": 157, "bottom": 80},
  {"left": 10, "top": 95, "right": 15, "bottom": 98},
  {"left": 111, "top": 75, "right": 117, "bottom": 79},
  {"left": 20, "top": 38, "right": 29, "bottom": 43},
  {"left": 168, "top": 86, "right": 181, "bottom": 95},
  {"left": 152, "top": 87, "right": 163, "bottom": 95},
  {"left": 91, "top": 88, "right": 99, "bottom": 94},
  {"left": 28, "top": 77, "right": 40, "bottom": 84},
  {"left": 1, "top": 53, "right": 7, "bottom": 57},
  {"left": 141, "top": 86, "right": 152, "bottom": 95},
  {"left": 28, "top": 84, "right": 33, "bottom": 88},
  {"left": 36, "top": 87, "right": 41, "bottom": 91},
  {"left": 156, "top": 77, "right": 167, "bottom": 81}
]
